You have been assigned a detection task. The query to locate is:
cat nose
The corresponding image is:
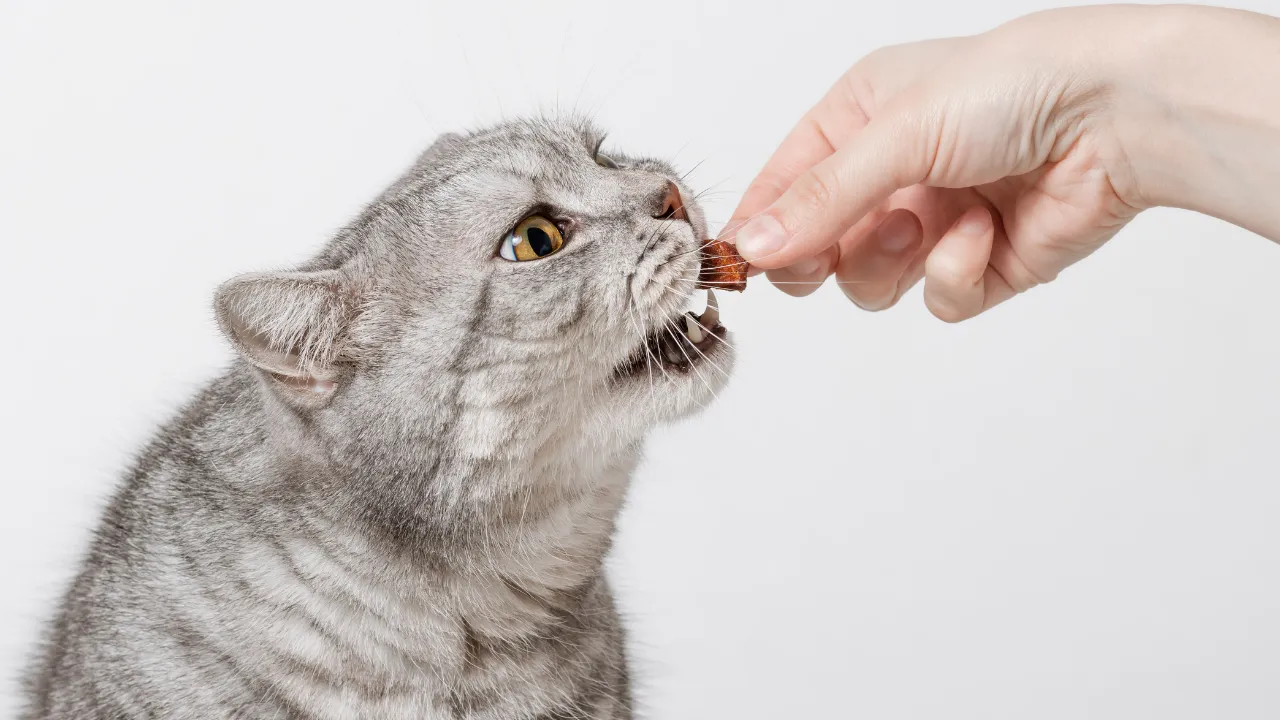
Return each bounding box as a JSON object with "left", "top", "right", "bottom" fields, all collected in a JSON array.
[{"left": 653, "top": 181, "right": 688, "bottom": 223}]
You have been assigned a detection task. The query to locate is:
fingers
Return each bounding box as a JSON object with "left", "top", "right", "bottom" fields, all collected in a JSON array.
[
  {"left": 834, "top": 209, "right": 924, "bottom": 310},
  {"left": 719, "top": 72, "right": 873, "bottom": 243},
  {"left": 765, "top": 245, "right": 841, "bottom": 298},
  {"left": 734, "top": 110, "right": 933, "bottom": 270},
  {"left": 720, "top": 115, "right": 844, "bottom": 245},
  {"left": 922, "top": 206, "right": 1016, "bottom": 322},
  {"left": 832, "top": 202, "right": 1022, "bottom": 321}
]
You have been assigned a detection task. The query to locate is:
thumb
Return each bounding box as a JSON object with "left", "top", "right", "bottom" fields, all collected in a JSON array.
[{"left": 733, "top": 111, "right": 932, "bottom": 270}]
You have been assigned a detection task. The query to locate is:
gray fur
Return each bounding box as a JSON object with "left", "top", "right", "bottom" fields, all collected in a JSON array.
[{"left": 21, "top": 117, "right": 732, "bottom": 719}]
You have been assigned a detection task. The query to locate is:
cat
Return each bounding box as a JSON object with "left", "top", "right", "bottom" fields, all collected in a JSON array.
[{"left": 21, "top": 117, "right": 733, "bottom": 719}]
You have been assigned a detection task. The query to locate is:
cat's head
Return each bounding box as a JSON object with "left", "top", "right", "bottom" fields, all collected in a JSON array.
[{"left": 214, "top": 118, "right": 733, "bottom": 463}]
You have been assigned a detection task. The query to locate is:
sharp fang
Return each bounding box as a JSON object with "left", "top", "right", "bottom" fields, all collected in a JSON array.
[
  {"left": 684, "top": 315, "right": 705, "bottom": 343},
  {"left": 664, "top": 344, "right": 684, "bottom": 364},
  {"left": 700, "top": 289, "right": 720, "bottom": 327}
]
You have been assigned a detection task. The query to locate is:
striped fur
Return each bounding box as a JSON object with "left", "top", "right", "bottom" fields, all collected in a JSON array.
[{"left": 22, "top": 118, "right": 732, "bottom": 719}]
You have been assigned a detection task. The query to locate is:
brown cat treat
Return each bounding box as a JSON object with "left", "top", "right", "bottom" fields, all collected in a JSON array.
[{"left": 698, "top": 239, "right": 748, "bottom": 292}]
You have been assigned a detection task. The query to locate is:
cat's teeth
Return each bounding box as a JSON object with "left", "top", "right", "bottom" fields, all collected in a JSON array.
[
  {"left": 684, "top": 315, "right": 705, "bottom": 343},
  {"left": 664, "top": 344, "right": 684, "bottom": 364},
  {"left": 699, "top": 289, "right": 720, "bottom": 327}
]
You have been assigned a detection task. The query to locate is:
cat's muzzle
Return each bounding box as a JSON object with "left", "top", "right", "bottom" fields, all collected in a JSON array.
[{"left": 618, "top": 289, "right": 727, "bottom": 377}]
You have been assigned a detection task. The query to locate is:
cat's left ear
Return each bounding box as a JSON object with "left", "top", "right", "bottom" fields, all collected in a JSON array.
[{"left": 214, "top": 270, "right": 358, "bottom": 398}]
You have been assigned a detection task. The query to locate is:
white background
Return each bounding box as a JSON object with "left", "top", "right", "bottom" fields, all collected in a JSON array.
[{"left": 3, "top": 0, "right": 1279, "bottom": 717}]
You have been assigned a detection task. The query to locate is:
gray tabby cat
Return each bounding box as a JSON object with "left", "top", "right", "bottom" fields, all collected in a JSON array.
[{"left": 21, "top": 117, "right": 733, "bottom": 719}]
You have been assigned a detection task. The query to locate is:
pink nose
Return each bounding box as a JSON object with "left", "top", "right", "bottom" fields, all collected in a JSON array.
[{"left": 654, "top": 181, "right": 688, "bottom": 222}]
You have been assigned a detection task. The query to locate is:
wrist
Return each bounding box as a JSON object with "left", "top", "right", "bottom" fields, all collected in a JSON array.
[{"left": 1110, "top": 5, "right": 1280, "bottom": 240}]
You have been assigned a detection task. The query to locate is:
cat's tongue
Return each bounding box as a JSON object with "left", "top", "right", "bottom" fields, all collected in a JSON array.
[{"left": 697, "top": 239, "right": 748, "bottom": 292}]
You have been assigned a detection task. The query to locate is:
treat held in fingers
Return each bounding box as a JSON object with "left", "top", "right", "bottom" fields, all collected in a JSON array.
[{"left": 698, "top": 239, "right": 749, "bottom": 292}]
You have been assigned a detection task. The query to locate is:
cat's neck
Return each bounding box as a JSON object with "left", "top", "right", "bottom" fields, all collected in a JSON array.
[{"left": 214, "top": 365, "right": 640, "bottom": 593}]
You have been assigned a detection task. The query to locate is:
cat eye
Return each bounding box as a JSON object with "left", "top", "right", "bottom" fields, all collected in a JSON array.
[{"left": 499, "top": 215, "right": 565, "bottom": 262}]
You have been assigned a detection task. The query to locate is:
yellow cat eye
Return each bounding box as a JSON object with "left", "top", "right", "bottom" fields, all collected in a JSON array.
[{"left": 499, "top": 215, "right": 565, "bottom": 262}]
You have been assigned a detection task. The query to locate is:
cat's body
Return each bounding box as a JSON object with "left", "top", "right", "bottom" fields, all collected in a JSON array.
[{"left": 22, "top": 118, "right": 732, "bottom": 719}]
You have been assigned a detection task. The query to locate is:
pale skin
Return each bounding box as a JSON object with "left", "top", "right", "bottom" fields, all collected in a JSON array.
[{"left": 723, "top": 4, "right": 1280, "bottom": 322}]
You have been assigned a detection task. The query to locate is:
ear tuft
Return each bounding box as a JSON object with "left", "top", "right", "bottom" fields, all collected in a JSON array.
[{"left": 214, "top": 270, "right": 355, "bottom": 385}]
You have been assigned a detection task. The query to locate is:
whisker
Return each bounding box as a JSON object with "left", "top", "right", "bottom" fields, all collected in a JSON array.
[
  {"left": 626, "top": 297, "right": 657, "bottom": 392},
  {"left": 671, "top": 237, "right": 723, "bottom": 258},
  {"left": 652, "top": 285, "right": 742, "bottom": 355},
  {"left": 775, "top": 280, "right": 875, "bottom": 285},
  {"left": 670, "top": 140, "right": 693, "bottom": 165},
  {"left": 663, "top": 324, "right": 718, "bottom": 400},
  {"left": 628, "top": 298, "right": 671, "bottom": 386},
  {"left": 627, "top": 292, "right": 660, "bottom": 376},
  {"left": 654, "top": 279, "right": 710, "bottom": 306},
  {"left": 688, "top": 258, "right": 753, "bottom": 270},
  {"left": 671, "top": 276, "right": 883, "bottom": 286},
  {"left": 707, "top": 216, "right": 753, "bottom": 239},
  {"left": 672, "top": 324, "right": 731, "bottom": 380},
  {"left": 678, "top": 158, "right": 709, "bottom": 182},
  {"left": 697, "top": 324, "right": 738, "bottom": 353},
  {"left": 688, "top": 179, "right": 729, "bottom": 202},
  {"left": 656, "top": 282, "right": 703, "bottom": 303}
]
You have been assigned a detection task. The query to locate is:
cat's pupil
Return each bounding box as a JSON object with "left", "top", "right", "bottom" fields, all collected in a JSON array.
[{"left": 526, "top": 226, "right": 553, "bottom": 256}]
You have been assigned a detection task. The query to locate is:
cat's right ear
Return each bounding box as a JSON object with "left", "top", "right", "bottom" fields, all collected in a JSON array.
[
  {"left": 213, "top": 270, "right": 357, "bottom": 399},
  {"left": 416, "top": 132, "right": 465, "bottom": 166}
]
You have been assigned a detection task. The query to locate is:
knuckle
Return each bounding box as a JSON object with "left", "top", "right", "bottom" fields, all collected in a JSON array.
[
  {"left": 992, "top": 250, "right": 1054, "bottom": 294},
  {"left": 746, "top": 172, "right": 790, "bottom": 203},
  {"left": 838, "top": 63, "right": 879, "bottom": 114},
  {"left": 986, "top": 233, "right": 1066, "bottom": 293},
  {"left": 855, "top": 43, "right": 906, "bottom": 78},
  {"left": 787, "top": 168, "right": 841, "bottom": 221}
]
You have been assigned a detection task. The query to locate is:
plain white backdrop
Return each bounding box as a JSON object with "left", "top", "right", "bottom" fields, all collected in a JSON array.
[{"left": 4, "top": 0, "right": 1280, "bottom": 717}]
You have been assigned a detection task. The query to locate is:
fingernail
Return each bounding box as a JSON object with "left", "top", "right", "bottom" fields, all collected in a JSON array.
[
  {"left": 788, "top": 257, "right": 822, "bottom": 276},
  {"left": 877, "top": 213, "right": 916, "bottom": 253},
  {"left": 734, "top": 214, "right": 786, "bottom": 260},
  {"left": 958, "top": 207, "right": 992, "bottom": 235}
]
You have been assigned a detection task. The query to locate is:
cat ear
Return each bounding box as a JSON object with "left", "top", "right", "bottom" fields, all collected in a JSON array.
[
  {"left": 381, "top": 133, "right": 466, "bottom": 200},
  {"left": 214, "top": 270, "right": 356, "bottom": 395},
  {"left": 416, "top": 132, "right": 464, "bottom": 166}
]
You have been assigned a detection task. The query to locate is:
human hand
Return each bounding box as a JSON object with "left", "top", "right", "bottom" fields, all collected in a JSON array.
[{"left": 721, "top": 6, "right": 1173, "bottom": 321}]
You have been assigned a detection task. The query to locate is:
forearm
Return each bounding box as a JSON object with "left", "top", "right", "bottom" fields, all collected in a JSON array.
[{"left": 1117, "top": 4, "right": 1280, "bottom": 241}]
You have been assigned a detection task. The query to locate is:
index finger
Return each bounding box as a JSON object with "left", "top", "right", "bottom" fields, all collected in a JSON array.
[{"left": 718, "top": 73, "right": 871, "bottom": 243}]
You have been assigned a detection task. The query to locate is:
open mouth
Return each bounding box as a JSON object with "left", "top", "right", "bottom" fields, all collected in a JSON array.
[
  {"left": 617, "top": 289, "right": 726, "bottom": 377},
  {"left": 616, "top": 233, "right": 745, "bottom": 379}
]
